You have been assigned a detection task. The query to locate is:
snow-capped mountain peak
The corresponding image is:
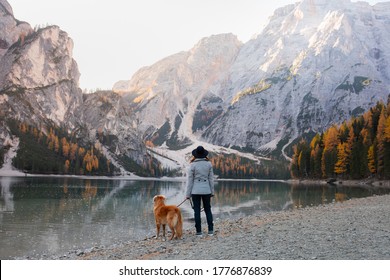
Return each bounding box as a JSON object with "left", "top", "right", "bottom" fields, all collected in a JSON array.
[
  {"left": 107, "top": 1, "right": 390, "bottom": 163},
  {"left": 2, "top": 0, "right": 390, "bottom": 176}
]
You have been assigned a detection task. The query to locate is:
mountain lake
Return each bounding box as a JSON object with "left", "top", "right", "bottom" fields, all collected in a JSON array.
[{"left": 1, "top": 176, "right": 389, "bottom": 259}]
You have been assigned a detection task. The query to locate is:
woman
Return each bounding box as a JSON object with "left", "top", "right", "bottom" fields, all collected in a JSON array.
[{"left": 185, "top": 146, "right": 214, "bottom": 236}]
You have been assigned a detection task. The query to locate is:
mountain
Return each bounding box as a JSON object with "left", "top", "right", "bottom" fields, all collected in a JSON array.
[
  {"left": 114, "top": 0, "right": 390, "bottom": 162},
  {"left": 0, "top": 1, "right": 82, "bottom": 126},
  {"left": 1, "top": 0, "right": 390, "bottom": 177},
  {"left": 113, "top": 34, "right": 242, "bottom": 149},
  {"left": 0, "top": 0, "right": 146, "bottom": 173},
  {"left": 203, "top": 0, "right": 390, "bottom": 158}
]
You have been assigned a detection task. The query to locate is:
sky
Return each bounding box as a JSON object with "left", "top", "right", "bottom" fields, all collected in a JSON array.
[{"left": 7, "top": 0, "right": 387, "bottom": 91}]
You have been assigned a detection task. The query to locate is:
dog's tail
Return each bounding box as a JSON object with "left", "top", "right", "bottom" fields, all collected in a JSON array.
[{"left": 175, "top": 210, "right": 183, "bottom": 239}]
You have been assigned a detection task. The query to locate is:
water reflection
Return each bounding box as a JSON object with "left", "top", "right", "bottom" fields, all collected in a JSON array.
[
  {"left": 0, "top": 177, "right": 185, "bottom": 259},
  {"left": 0, "top": 177, "right": 389, "bottom": 259},
  {"left": 211, "top": 181, "right": 293, "bottom": 218},
  {"left": 0, "top": 177, "right": 16, "bottom": 212}
]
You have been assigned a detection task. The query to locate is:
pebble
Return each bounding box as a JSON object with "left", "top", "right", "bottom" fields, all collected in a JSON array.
[{"left": 35, "top": 194, "right": 390, "bottom": 260}]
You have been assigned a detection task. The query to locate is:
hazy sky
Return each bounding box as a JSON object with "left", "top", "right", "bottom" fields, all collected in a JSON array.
[{"left": 7, "top": 0, "right": 387, "bottom": 91}]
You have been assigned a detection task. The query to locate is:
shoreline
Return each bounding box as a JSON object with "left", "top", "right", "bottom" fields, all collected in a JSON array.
[
  {"left": 287, "top": 179, "right": 390, "bottom": 188},
  {"left": 33, "top": 193, "right": 390, "bottom": 260},
  {"left": 1, "top": 170, "right": 389, "bottom": 187}
]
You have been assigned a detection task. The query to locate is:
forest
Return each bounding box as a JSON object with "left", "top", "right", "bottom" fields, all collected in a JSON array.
[
  {"left": 291, "top": 101, "right": 390, "bottom": 180},
  {"left": 210, "top": 153, "right": 290, "bottom": 179},
  {"left": 4, "top": 99, "right": 389, "bottom": 179},
  {"left": 8, "top": 120, "right": 117, "bottom": 176}
]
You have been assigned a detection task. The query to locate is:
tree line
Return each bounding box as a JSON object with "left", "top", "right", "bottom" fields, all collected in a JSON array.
[
  {"left": 210, "top": 153, "right": 290, "bottom": 179},
  {"left": 291, "top": 100, "right": 390, "bottom": 179},
  {"left": 9, "top": 120, "right": 116, "bottom": 175}
]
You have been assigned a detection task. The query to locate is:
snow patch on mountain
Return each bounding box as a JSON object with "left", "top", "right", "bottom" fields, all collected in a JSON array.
[
  {"left": 0, "top": 136, "right": 24, "bottom": 176},
  {"left": 203, "top": 0, "right": 390, "bottom": 155},
  {"left": 3, "top": 0, "right": 390, "bottom": 176},
  {"left": 112, "top": 33, "right": 242, "bottom": 149}
]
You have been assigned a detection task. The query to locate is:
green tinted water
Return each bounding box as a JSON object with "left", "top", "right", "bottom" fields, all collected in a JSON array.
[{"left": 1, "top": 176, "right": 388, "bottom": 259}]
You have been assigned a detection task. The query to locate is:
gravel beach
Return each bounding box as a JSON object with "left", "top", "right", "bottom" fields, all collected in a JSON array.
[{"left": 43, "top": 194, "right": 390, "bottom": 260}]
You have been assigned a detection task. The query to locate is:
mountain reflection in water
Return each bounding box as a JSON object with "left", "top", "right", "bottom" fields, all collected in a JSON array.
[{"left": 1, "top": 177, "right": 389, "bottom": 259}]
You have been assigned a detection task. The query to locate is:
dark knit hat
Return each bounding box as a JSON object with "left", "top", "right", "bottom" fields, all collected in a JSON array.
[{"left": 192, "top": 146, "right": 209, "bottom": 158}]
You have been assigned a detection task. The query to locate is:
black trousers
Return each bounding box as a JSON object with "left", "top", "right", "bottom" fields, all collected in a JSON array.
[{"left": 192, "top": 194, "right": 213, "bottom": 233}]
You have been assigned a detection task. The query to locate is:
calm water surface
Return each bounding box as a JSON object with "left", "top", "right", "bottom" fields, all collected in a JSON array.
[{"left": 1, "top": 176, "right": 389, "bottom": 259}]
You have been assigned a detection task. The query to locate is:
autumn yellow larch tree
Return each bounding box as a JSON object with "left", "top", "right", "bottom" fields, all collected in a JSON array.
[
  {"left": 384, "top": 116, "right": 390, "bottom": 142},
  {"left": 61, "top": 137, "right": 70, "bottom": 158},
  {"left": 321, "top": 125, "right": 339, "bottom": 177},
  {"left": 376, "top": 108, "right": 386, "bottom": 177},
  {"left": 64, "top": 160, "right": 70, "bottom": 173},
  {"left": 367, "top": 145, "right": 376, "bottom": 174},
  {"left": 54, "top": 136, "right": 60, "bottom": 153},
  {"left": 334, "top": 142, "right": 348, "bottom": 175},
  {"left": 70, "top": 143, "right": 78, "bottom": 161}
]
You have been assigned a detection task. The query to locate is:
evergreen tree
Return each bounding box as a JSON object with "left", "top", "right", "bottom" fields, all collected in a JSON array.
[
  {"left": 310, "top": 134, "right": 323, "bottom": 178},
  {"left": 383, "top": 115, "right": 390, "bottom": 178},
  {"left": 321, "top": 126, "right": 338, "bottom": 178},
  {"left": 376, "top": 108, "right": 386, "bottom": 178},
  {"left": 291, "top": 139, "right": 311, "bottom": 178},
  {"left": 334, "top": 142, "right": 348, "bottom": 176},
  {"left": 367, "top": 144, "right": 377, "bottom": 175},
  {"left": 290, "top": 100, "right": 390, "bottom": 179}
]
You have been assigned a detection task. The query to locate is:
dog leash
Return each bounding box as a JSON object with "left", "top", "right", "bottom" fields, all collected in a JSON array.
[
  {"left": 177, "top": 198, "right": 189, "bottom": 208},
  {"left": 177, "top": 198, "right": 204, "bottom": 212}
]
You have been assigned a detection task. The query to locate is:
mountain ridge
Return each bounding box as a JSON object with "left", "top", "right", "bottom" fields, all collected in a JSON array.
[
  {"left": 202, "top": 0, "right": 390, "bottom": 157},
  {"left": 109, "top": 0, "right": 390, "bottom": 165},
  {"left": 1, "top": 0, "right": 390, "bottom": 177}
]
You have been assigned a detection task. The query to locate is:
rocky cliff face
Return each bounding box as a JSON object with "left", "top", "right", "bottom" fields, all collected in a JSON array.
[
  {"left": 0, "top": 0, "right": 148, "bottom": 173},
  {"left": 0, "top": 1, "right": 84, "bottom": 172},
  {"left": 77, "top": 90, "right": 146, "bottom": 166},
  {"left": 113, "top": 34, "right": 242, "bottom": 150},
  {"left": 114, "top": 0, "right": 390, "bottom": 160},
  {"left": 0, "top": 0, "right": 82, "bottom": 127},
  {"left": 0, "top": 0, "right": 31, "bottom": 59},
  {"left": 0, "top": 26, "right": 82, "bottom": 127},
  {"left": 203, "top": 0, "right": 390, "bottom": 157},
  {"left": 2, "top": 0, "right": 390, "bottom": 175}
]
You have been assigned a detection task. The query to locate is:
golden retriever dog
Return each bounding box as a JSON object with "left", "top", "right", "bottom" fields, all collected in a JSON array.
[{"left": 153, "top": 195, "right": 183, "bottom": 240}]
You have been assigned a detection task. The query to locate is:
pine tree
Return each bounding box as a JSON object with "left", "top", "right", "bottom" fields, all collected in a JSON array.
[
  {"left": 334, "top": 142, "right": 348, "bottom": 175},
  {"left": 298, "top": 141, "right": 311, "bottom": 178},
  {"left": 376, "top": 108, "right": 386, "bottom": 178},
  {"left": 291, "top": 139, "right": 310, "bottom": 178},
  {"left": 70, "top": 143, "right": 78, "bottom": 161},
  {"left": 54, "top": 136, "right": 60, "bottom": 153},
  {"left": 349, "top": 118, "right": 369, "bottom": 179},
  {"left": 367, "top": 144, "right": 377, "bottom": 174},
  {"left": 383, "top": 115, "right": 390, "bottom": 178},
  {"left": 290, "top": 150, "right": 299, "bottom": 178},
  {"left": 61, "top": 137, "right": 70, "bottom": 158},
  {"left": 310, "top": 134, "right": 323, "bottom": 178},
  {"left": 64, "top": 160, "right": 70, "bottom": 173},
  {"left": 321, "top": 126, "right": 338, "bottom": 178},
  {"left": 292, "top": 100, "right": 389, "bottom": 180},
  {"left": 385, "top": 116, "right": 390, "bottom": 141}
]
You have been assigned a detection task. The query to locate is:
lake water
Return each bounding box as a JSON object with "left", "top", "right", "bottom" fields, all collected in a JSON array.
[{"left": 1, "top": 176, "right": 389, "bottom": 259}]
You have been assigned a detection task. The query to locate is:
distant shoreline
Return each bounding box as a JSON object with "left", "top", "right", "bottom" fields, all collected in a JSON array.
[
  {"left": 1, "top": 170, "right": 389, "bottom": 187},
  {"left": 287, "top": 179, "right": 390, "bottom": 188}
]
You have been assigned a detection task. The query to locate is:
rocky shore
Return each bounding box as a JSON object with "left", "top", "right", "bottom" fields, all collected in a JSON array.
[{"left": 39, "top": 193, "right": 390, "bottom": 260}]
